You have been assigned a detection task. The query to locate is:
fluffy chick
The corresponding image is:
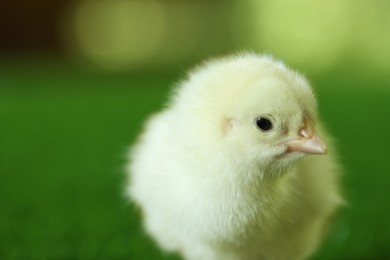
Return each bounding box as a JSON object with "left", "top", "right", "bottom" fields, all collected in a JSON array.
[{"left": 127, "top": 53, "right": 343, "bottom": 260}]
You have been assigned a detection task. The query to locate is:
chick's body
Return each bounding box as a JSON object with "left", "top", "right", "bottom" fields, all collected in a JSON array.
[{"left": 127, "top": 53, "right": 342, "bottom": 260}]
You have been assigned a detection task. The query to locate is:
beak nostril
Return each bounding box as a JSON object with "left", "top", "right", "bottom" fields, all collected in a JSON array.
[
  {"left": 299, "top": 116, "right": 315, "bottom": 139},
  {"left": 298, "top": 114, "right": 316, "bottom": 139},
  {"left": 299, "top": 128, "right": 312, "bottom": 139}
]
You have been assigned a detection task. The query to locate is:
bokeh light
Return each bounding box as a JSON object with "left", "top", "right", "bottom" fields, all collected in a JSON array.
[
  {"left": 73, "top": 0, "right": 166, "bottom": 70},
  {"left": 252, "top": 0, "right": 350, "bottom": 71},
  {"left": 242, "top": 0, "right": 390, "bottom": 74},
  {"left": 68, "top": 1, "right": 235, "bottom": 71}
]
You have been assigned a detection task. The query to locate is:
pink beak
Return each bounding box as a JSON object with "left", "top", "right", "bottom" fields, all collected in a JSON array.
[{"left": 284, "top": 117, "right": 327, "bottom": 155}]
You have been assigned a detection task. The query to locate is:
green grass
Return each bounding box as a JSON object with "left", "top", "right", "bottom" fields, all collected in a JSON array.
[{"left": 0, "top": 64, "right": 389, "bottom": 259}]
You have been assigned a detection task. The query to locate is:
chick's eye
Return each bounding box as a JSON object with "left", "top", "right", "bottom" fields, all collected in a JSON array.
[{"left": 255, "top": 117, "right": 273, "bottom": 132}]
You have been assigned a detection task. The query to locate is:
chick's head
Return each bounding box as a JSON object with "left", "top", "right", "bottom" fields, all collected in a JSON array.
[
  {"left": 227, "top": 74, "right": 325, "bottom": 174},
  {"left": 173, "top": 53, "right": 326, "bottom": 177}
]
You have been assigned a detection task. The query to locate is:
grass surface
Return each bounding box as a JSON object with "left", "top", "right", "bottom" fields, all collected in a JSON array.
[{"left": 0, "top": 64, "right": 389, "bottom": 259}]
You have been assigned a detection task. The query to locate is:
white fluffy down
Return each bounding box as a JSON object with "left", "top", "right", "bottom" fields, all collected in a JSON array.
[{"left": 127, "top": 53, "right": 343, "bottom": 260}]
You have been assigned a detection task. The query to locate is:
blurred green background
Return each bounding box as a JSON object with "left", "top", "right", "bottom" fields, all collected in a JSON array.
[{"left": 1, "top": 0, "right": 390, "bottom": 259}]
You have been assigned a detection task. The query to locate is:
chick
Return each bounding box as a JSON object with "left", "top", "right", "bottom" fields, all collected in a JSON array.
[{"left": 127, "top": 53, "right": 343, "bottom": 260}]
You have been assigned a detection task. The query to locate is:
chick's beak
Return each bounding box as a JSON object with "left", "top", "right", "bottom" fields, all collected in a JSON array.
[{"left": 284, "top": 117, "right": 327, "bottom": 155}]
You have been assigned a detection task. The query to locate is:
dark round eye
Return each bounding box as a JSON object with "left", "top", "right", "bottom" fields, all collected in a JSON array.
[{"left": 255, "top": 117, "right": 273, "bottom": 132}]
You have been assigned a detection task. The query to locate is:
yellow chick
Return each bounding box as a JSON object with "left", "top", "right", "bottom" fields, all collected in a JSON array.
[{"left": 127, "top": 53, "right": 343, "bottom": 260}]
